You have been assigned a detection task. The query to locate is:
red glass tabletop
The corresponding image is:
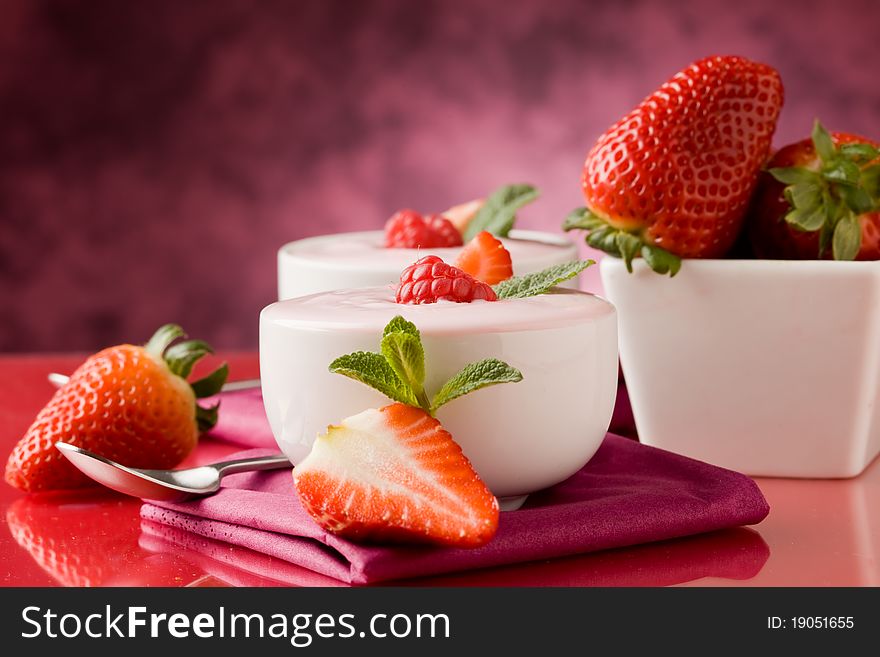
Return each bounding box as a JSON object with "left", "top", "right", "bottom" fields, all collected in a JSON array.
[{"left": 1, "top": 353, "right": 877, "bottom": 587}]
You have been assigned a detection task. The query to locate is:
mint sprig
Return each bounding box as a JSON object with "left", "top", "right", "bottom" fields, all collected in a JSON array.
[
  {"left": 492, "top": 260, "right": 594, "bottom": 299},
  {"left": 380, "top": 318, "right": 429, "bottom": 410},
  {"left": 329, "top": 316, "right": 522, "bottom": 415},
  {"left": 769, "top": 119, "right": 880, "bottom": 260},
  {"left": 328, "top": 351, "right": 419, "bottom": 407},
  {"left": 463, "top": 183, "right": 539, "bottom": 241}
]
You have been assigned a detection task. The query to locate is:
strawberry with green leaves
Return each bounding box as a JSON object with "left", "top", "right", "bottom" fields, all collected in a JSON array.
[
  {"left": 564, "top": 55, "right": 784, "bottom": 276},
  {"left": 5, "top": 325, "right": 227, "bottom": 492},
  {"left": 748, "top": 120, "right": 880, "bottom": 260}
]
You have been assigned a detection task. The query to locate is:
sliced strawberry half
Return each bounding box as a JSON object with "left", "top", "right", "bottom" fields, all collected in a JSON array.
[
  {"left": 293, "top": 403, "right": 499, "bottom": 548},
  {"left": 454, "top": 231, "right": 514, "bottom": 285}
]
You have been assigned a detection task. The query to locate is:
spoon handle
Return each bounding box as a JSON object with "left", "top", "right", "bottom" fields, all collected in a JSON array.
[
  {"left": 48, "top": 373, "right": 262, "bottom": 392},
  {"left": 214, "top": 454, "right": 291, "bottom": 477},
  {"left": 214, "top": 378, "right": 262, "bottom": 392}
]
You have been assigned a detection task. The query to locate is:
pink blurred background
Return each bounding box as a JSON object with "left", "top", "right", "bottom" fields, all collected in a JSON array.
[{"left": 2, "top": 0, "right": 879, "bottom": 352}]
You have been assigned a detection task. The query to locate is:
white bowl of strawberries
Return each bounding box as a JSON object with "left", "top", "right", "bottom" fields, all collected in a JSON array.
[{"left": 566, "top": 54, "right": 880, "bottom": 478}]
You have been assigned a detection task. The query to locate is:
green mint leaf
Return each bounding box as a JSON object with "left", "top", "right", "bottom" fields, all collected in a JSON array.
[
  {"left": 380, "top": 332, "right": 429, "bottom": 410},
  {"left": 812, "top": 119, "right": 836, "bottom": 163},
  {"left": 329, "top": 351, "right": 418, "bottom": 407},
  {"left": 431, "top": 358, "right": 523, "bottom": 412},
  {"left": 383, "top": 315, "right": 419, "bottom": 339},
  {"left": 840, "top": 142, "right": 880, "bottom": 163},
  {"left": 769, "top": 167, "right": 818, "bottom": 186},
  {"left": 562, "top": 207, "right": 605, "bottom": 232},
  {"left": 493, "top": 260, "right": 593, "bottom": 299},
  {"left": 640, "top": 243, "right": 682, "bottom": 277},
  {"left": 463, "top": 183, "right": 539, "bottom": 241},
  {"left": 832, "top": 212, "right": 861, "bottom": 261}
]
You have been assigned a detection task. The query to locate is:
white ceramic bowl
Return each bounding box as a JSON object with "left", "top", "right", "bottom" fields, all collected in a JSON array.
[
  {"left": 260, "top": 286, "right": 618, "bottom": 507},
  {"left": 600, "top": 257, "right": 880, "bottom": 478},
  {"left": 277, "top": 229, "right": 579, "bottom": 299}
]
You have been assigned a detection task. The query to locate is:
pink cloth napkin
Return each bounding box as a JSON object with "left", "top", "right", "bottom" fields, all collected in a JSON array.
[
  {"left": 140, "top": 390, "right": 769, "bottom": 584},
  {"left": 203, "top": 388, "right": 275, "bottom": 448}
]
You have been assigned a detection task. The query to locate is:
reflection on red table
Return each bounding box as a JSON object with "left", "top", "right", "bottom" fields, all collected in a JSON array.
[{"left": 0, "top": 354, "right": 877, "bottom": 586}]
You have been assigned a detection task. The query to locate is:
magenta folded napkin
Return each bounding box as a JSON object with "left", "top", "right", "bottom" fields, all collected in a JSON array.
[
  {"left": 140, "top": 390, "right": 769, "bottom": 584},
  {"left": 204, "top": 388, "right": 275, "bottom": 448}
]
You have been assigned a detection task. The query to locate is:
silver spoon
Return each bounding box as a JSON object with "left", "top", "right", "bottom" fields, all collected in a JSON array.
[
  {"left": 55, "top": 442, "right": 290, "bottom": 502},
  {"left": 48, "top": 373, "right": 261, "bottom": 392}
]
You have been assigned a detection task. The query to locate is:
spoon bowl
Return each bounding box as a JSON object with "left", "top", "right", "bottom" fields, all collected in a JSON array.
[{"left": 55, "top": 442, "right": 291, "bottom": 502}]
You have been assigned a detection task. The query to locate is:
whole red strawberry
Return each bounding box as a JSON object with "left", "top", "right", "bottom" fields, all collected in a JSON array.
[
  {"left": 385, "top": 209, "right": 463, "bottom": 248},
  {"left": 564, "top": 55, "right": 784, "bottom": 275},
  {"left": 5, "top": 324, "right": 227, "bottom": 492},
  {"left": 396, "top": 255, "right": 497, "bottom": 304},
  {"left": 748, "top": 121, "right": 880, "bottom": 260}
]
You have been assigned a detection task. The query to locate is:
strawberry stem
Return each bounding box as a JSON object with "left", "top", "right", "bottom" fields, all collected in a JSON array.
[
  {"left": 769, "top": 119, "right": 880, "bottom": 260},
  {"left": 414, "top": 388, "right": 432, "bottom": 415},
  {"left": 563, "top": 207, "right": 681, "bottom": 276},
  {"left": 196, "top": 403, "right": 220, "bottom": 432},
  {"left": 143, "top": 324, "right": 229, "bottom": 431},
  {"left": 145, "top": 324, "right": 185, "bottom": 359},
  {"left": 191, "top": 363, "right": 229, "bottom": 398},
  {"left": 165, "top": 339, "right": 213, "bottom": 378}
]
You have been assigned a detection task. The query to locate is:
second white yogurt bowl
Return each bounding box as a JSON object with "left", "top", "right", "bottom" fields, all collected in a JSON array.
[
  {"left": 277, "top": 229, "right": 579, "bottom": 299},
  {"left": 260, "top": 286, "right": 618, "bottom": 507}
]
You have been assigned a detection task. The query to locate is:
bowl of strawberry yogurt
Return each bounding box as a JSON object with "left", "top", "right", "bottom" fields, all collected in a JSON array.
[
  {"left": 277, "top": 184, "right": 579, "bottom": 299},
  {"left": 260, "top": 283, "right": 618, "bottom": 509},
  {"left": 278, "top": 229, "right": 578, "bottom": 299}
]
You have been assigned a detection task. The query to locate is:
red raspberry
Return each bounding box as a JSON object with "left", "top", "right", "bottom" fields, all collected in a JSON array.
[
  {"left": 396, "top": 256, "right": 497, "bottom": 304},
  {"left": 384, "top": 210, "right": 464, "bottom": 248}
]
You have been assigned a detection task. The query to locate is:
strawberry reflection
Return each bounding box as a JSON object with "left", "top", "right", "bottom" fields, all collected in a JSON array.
[
  {"left": 6, "top": 490, "right": 145, "bottom": 587},
  {"left": 5, "top": 491, "right": 211, "bottom": 587}
]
